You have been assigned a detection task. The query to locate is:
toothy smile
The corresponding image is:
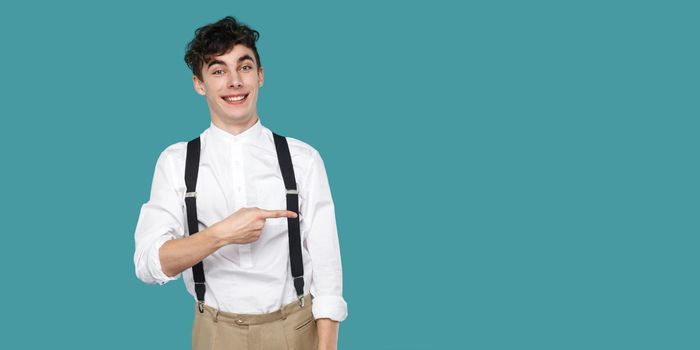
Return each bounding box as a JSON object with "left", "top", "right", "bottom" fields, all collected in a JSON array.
[{"left": 222, "top": 93, "right": 249, "bottom": 104}]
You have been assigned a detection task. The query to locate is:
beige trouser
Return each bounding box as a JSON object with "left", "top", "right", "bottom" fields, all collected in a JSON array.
[{"left": 192, "top": 295, "right": 318, "bottom": 350}]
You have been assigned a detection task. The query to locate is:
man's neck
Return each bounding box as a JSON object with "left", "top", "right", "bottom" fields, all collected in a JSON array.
[{"left": 212, "top": 115, "right": 259, "bottom": 136}]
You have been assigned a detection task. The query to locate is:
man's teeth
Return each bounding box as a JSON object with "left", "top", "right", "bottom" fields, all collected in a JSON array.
[{"left": 224, "top": 95, "right": 247, "bottom": 102}]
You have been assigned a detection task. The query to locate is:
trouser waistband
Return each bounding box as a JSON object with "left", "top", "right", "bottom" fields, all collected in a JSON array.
[{"left": 197, "top": 294, "right": 314, "bottom": 326}]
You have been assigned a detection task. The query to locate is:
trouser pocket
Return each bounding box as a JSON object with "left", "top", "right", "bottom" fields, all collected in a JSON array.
[
  {"left": 284, "top": 306, "right": 318, "bottom": 350},
  {"left": 192, "top": 309, "right": 218, "bottom": 350}
]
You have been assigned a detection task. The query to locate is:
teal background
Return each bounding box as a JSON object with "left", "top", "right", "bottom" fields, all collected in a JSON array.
[{"left": 0, "top": 0, "right": 697, "bottom": 349}]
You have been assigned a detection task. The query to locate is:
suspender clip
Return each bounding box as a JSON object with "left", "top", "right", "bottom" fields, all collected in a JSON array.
[
  {"left": 197, "top": 301, "right": 204, "bottom": 313},
  {"left": 293, "top": 275, "right": 305, "bottom": 308},
  {"left": 185, "top": 192, "right": 197, "bottom": 198},
  {"left": 286, "top": 189, "right": 298, "bottom": 195}
]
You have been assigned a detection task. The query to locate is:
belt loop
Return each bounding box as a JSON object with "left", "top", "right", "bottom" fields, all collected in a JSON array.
[
  {"left": 280, "top": 304, "right": 288, "bottom": 320},
  {"left": 214, "top": 308, "right": 220, "bottom": 323}
]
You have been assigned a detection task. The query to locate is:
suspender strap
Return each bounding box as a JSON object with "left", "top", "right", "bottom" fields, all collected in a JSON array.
[
  {"left": 184, "top": 132, "right": 305, "bottom": 310},
  {"left": 184, "top": 137, "right": 206, "bottom": 310},
  {"left": 272, "top": 132, "right": 305, "bottom": 303}
]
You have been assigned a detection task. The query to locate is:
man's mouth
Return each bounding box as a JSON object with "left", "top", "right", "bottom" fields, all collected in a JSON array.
[{"left": 221, "top": 93, "right": 249, "bottom": 105}]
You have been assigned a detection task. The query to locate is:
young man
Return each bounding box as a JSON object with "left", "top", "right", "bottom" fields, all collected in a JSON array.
[{"left": 133, "top": 16, "right": 347, "bottom": 350}]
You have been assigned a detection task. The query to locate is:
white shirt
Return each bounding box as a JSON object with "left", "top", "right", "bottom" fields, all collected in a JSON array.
[{"left": 133, "top": 118, "right": 347, "bottom": 322}]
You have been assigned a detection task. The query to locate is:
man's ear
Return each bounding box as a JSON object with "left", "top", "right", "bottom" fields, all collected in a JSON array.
[
  {"left": 258, "top": 66, "right": 264, "bottom": 87},
  {"left": 193, "top": 75, "right": 206, "bottom": 96}
]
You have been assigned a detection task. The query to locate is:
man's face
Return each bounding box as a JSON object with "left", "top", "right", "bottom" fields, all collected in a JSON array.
[{"left": 193, "top": 44, "right": 264, "bottom": 126}]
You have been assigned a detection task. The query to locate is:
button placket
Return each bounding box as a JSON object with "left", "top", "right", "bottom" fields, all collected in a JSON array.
[
  {"left": 239, "top": 244, "right": 254, "bottom": 268},
  {"left": 231, "top": 142, "right": 254, "bottom": 268},
  {"left": 231, "top": 143, "right": 247, "bottom": 206}
]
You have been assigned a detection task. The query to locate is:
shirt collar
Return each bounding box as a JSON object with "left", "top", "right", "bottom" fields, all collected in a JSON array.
[{"left": 207, "top": 118, "right": 265, "bottom": 145}]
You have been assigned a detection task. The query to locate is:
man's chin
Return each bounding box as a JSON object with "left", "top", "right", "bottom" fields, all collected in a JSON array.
[{"left": 222, "top": 114, "right": 256, "bottom": 124}]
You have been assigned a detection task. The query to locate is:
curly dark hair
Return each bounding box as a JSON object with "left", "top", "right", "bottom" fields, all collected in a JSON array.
[{"left": 184, "top": 16, "right": 262, "bottom": 81}]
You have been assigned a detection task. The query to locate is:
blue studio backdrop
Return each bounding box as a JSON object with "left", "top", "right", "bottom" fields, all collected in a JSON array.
[{"left": 0, "top": 1, "right": 697, "bottom": 349}]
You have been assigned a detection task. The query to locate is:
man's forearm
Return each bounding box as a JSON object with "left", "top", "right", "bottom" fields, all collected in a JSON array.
[
  {"left": 316, "top": 318, "right": 339, "bottom": 350},
  {"left": 159, "top": 224, "right": 228, "bottom": 277}
]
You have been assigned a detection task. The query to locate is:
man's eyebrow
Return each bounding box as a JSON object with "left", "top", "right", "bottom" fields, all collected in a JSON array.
[
  {"left": 207, "top": 55, "right": 255, "bottom": 69},
  {"left": 207, "top": 60, "right": 226, "bottom": 68},
  {"left": 237, "top": 54, "right": 255, "bottom": 64}
]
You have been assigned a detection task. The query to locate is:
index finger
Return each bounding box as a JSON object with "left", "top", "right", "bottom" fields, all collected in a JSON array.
[{"left": 259, "top": 209, "right": 298, "bottom": 219}]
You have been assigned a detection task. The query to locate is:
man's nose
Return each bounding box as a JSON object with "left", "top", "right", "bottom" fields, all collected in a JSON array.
[{"left": 228, "top": 72, "right": 243, "bottom": 88}]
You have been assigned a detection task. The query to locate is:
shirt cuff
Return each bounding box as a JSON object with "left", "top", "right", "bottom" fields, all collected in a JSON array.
[
  {"left": 148, "top": 235, "right": 180, "bottom": 285},
  {"left": 311, "top": 295, "right": 348, "bottom": 322}
]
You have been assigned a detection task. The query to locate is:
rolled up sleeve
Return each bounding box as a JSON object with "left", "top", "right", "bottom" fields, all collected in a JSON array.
[
  {"left": 134, "top": 149, "right": 186, "bottom": 285},
  {"left": 302, "top": 149, "right": 348, "bottom": 322}
]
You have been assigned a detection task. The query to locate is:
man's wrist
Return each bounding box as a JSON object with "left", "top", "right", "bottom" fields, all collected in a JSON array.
[{"left": 203, "top": 223, "right": 230, "bottom": 249}]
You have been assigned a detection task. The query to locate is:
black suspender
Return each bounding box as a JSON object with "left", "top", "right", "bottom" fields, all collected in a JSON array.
[
  {"left": 272, "top": 133, "right": 305, "bottom": 306},
  {"left": 184, "top": 137, "right": 206, "bottom": 312},
  {"left": 184, "top": 132, "right": 305, "bottom": 314}
]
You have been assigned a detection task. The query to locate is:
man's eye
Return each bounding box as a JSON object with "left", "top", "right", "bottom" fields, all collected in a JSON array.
[
  {"left": 241, "top": 65, "right": 252, "bottom": 71},
  {"left": 213, "top": 69, "right": 224, "bottom": 75}
]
